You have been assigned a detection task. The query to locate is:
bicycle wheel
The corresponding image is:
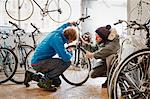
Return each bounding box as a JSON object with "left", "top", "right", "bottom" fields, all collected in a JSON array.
[
  {"left": 10, "top": 45, "right": 34, "bottom": 84},
  {"left": 61, "top": 45, "right": 91, "bottom": 86},
  {"left": 109, "top": 48, "right": 150, "bottom": 99},
  {"left": 0, "top": 47, "right": 18, "bottom": 84},
  {"left": 107, "top": 56, "right": 118, "bottom": 87},
  {"left": 128, "top": 1, "right": 150, "bottom": 23},
  {"left": 48, "top": 0, "right": 72, "bottom": 23},
  {"left": 5, "top": 0, "right": 34, "bottom": 21},
  {"left": 25, "top": 46, "right": 35, "bottom": 71}
]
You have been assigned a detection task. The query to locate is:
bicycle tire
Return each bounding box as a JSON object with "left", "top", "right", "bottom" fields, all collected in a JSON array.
[
  {"left": 107, "top": 58, "right": 118, "bottom": 87},
  {"left": 48, "top": 0, "right": 72, "bottom": 23},
  {"left": 0, "top": 47, "right": 18, "bottom": 84},
  {"left": 24, "top": 45, "right": 35, "bottom": 71},
  {"left": 10, "top": 45, "right": 34, "bottom": 84},
  {"left": 61, "top": 45, "right": 91, "bottom": 86},
  {"left": 109, "top": 48, "right": 150, "bottom": 99},
  {"left": 5, "top": 0, "right": 34, "bottom": 21},
  {"left": 128, "top": 1, "right": 150, "bottom": 23}
]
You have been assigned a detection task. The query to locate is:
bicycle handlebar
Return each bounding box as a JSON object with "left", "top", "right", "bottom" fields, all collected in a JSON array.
[
  {"left": 75, "top": 15, "right": 90, "bottom": 26},
  {"left": 114, "top": 19, "right": 150, "bottom": 30},
  {"left": 9, "top": 21, "right": 19, "bottom": 29},
  {"left": 30, "top": 23, "right": 41, "bottom": 35},
  {"left": 114, "top": 20, "right": 128, "bottom": 25},
  {"left": 114, "top": 20, "right": 123, "bottom": 25},
  {"left": 31, "top": 23, "right": 38, "bottom": 30},
  {"left": 79, "top": 15, "right": 90, "bottom": 22},
  {"left": 128, "top": 19, "right": 150, "bottom": 30},
  {"left": 9, "top": 21, "right": 25, "bottom": 34}
]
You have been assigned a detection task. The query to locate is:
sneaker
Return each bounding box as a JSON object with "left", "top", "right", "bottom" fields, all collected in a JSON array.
[
  {"left": 37, "top": 78, "right": 57, "bottom": 92},
  {"left": 24, "top": 70, "right": 34, "bottom": 87}
]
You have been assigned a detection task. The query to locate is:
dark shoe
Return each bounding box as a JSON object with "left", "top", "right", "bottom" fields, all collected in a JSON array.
[
  {"left": 102, "top": 80, "right": 107, "bottom": 88},
  {"left": 37, "top": 77, "right": 57, "bottom": 92},
  {"left": 24, "top": 70, "right": 34, "bottom": 87},
  {"left": 52, "top": 77, "right": 61, "bottom": 87}
]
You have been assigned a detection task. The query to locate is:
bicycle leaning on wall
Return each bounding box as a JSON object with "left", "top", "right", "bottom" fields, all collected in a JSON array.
[
  {"left": 5, "top": 0, "right": 72, "bottom": 23},
  {"left": 8, "top": 21, "right": 35, "bottom": 84}
]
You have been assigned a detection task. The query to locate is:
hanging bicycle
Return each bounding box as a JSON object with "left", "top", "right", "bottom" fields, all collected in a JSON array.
[{"left": 5, "top": 0, "right": 72, "bottom": 23}]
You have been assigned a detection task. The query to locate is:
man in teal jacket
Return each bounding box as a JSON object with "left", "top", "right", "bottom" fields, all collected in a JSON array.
[{"left": 24, "top": 22, "right": 77, "bottom": 91}]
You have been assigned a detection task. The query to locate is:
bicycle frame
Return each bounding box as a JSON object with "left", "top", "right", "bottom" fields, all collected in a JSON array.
[
  {"left": 9, "top": 21, "right": 34, "bottom": 69},
  {"left": 71, "top": 16, "right": 90, "bottom": 66},
  {"left": 31, "top": 0, "right": 60, "bottom": 14},
  {"left": 29, "top": 23, "right": 41, "bottom": 48}
]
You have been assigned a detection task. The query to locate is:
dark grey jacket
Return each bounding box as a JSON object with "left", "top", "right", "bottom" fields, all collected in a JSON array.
[{"left": 93, "top": 35, "right": 120, "bottom": 59}]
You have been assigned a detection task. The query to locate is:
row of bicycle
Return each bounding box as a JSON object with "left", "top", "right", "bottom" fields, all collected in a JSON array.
[{"left": 0, "top": 21, "right": 41, "bottom": 84}]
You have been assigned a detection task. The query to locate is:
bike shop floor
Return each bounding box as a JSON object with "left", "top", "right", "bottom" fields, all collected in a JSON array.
[{"left": 0, "top": 77, "right": 108, "bottom": 99}]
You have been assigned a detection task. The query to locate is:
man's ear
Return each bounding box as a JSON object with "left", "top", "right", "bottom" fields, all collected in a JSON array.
[{"left": 108, "top": 28, "right": 117, "bottom": 40}]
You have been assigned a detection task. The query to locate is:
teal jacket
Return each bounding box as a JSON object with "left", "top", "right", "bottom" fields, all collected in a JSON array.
[{"left": 31, "top": 23, "right": 72, "bottom": 64}]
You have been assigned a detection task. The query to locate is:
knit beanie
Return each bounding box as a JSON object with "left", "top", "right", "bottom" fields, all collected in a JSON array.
[{"left": 95, "top": 25, "right": 111, "bottom": 40}]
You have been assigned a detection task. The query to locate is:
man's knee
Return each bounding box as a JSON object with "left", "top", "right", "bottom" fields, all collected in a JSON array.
[{"left": 64, "top": 61, "right": 71, "bottom": 68}]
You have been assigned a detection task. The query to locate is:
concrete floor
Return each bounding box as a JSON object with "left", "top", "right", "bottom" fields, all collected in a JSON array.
[{"left": 0, "top": 77, "right": 108, "bottom": 99}]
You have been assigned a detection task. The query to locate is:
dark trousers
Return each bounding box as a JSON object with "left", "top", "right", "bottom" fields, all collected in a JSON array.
[
  {"left": 90, "top": 59, "right": 107, "bottom": 78},
  {"left": 33, "top": 58, "right": 71, "bottom": 80}
]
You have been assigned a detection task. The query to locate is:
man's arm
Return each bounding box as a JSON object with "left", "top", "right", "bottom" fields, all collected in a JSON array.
[
  {"left": 52, "top": 38, "right": 72, "bottom": 62},
  {"left": 56, "top": 22, "right": 76, "bottom": 31},
  {"left": 56, "top": 22, "right": 71, "bottom": 31}
]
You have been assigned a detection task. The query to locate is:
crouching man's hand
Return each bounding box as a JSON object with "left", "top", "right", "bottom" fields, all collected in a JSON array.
[
  {"left": 69, "top": 21, "right": 77, "bottom": 26},
  {"left": 86, "top": 51, "right": 93, "bottom": 59}
]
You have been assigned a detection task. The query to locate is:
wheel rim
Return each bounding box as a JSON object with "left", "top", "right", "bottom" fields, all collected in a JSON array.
[
  {"left": 48, "top": 0, "right": 72, "bottom": 23},
  {"left": 5, "top": 0, "right": 34, "bottom": 21},
  {"left": 62, "top": 45, "right": 91, "bottom": 85},
  {"left": 112, "top": 50, "right": 150, "bottom": 99}
]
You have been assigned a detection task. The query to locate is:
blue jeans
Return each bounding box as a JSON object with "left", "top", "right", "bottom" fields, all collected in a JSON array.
[{"left": 32, "top": 58, "right": 71, "bottom": 80}]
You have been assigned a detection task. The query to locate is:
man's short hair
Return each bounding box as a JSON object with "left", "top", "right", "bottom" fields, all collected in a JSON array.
[{"left": 64, "top": 27, "right": 77, "bottom": 41}]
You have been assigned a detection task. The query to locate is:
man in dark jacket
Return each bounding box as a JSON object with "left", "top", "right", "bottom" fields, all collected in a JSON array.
[
  {"left": 24, "top": 22, "right": 77, "bottom": 91},
  {"left": 85, "top": 25, "right": 120, "bottom": 88}
]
